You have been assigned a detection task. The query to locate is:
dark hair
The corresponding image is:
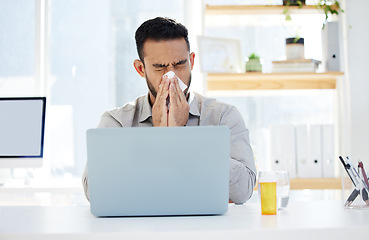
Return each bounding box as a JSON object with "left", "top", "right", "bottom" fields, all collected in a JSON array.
[{"left": 135, "top": 17, "right": 190, "bottom": 62}]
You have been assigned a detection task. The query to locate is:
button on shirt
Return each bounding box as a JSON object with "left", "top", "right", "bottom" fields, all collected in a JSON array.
[{"left": 82, "top": 91, "right": 256, "bottom": 204}]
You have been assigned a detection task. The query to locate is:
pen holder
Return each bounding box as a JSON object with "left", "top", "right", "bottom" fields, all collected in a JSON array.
[{"left": 341, "top": 169, "right": 369, "bottom": 209}]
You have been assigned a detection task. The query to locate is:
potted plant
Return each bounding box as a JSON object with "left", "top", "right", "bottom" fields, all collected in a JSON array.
[
  {"left": 283, "top": 0, "right": 344, "bottom": 26},
  {"left": 317, "top": 0, "right": 344, "bottom": 28},
  {"left": 245, "top": 53, "right": 262, "bottom": 72},
  {"left": 283, "top": 0, "right": 306, "bottom": 6},
  {"left": 286, "top": 37, "right": 305, "bottom": 59},
  {"left": 283, "top": 0, "right": 306, "bottom": 21}
]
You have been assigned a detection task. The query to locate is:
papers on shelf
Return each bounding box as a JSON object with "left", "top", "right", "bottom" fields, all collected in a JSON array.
[{"left": 271, "top": 59, "right": 321, "bottom": 73}]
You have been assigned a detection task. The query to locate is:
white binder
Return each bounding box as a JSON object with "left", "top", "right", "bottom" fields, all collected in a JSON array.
[
  {"left": 309, "top": 125, "right": 323, "bottom": 178},
  {"left": 296, "top": 125, "right": 310, "bottom": 178},
  {"left": 321, "top": 124, "right": 335, "bottom": 178},
  {"left": 270, "top": 124, "right": 297, "bottom": 178}
]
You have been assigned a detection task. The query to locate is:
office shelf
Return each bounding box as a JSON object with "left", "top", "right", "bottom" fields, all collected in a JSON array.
[
  {"left": 290, "top": 178, "right": 347, "bottom": 190},
  {"left": 205, "top": 5, "right": 345, "bottom": 190},
  {"left": 205, "top": 4, "right": 339, "bottom": 15},
  {"left": 253, "top": 178, "right": 347, "bottom": 190},
  {"left": 207, "top": 72, "right": 343, "bottom": 90}
]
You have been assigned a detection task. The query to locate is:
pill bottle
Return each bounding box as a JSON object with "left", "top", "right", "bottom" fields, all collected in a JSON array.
[
  {"left": 259, "top": 172, "right": 277, "bottom": 215},
  {"left": 286, "top": 37, "right": 304, "bottom": 59}
]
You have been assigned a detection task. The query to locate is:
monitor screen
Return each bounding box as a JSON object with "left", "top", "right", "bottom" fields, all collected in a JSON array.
[{"left": 0, "top": 97, "right": 46, "bottom": 167}]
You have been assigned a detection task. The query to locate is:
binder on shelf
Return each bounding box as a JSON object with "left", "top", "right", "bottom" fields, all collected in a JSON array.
[
  {"left": 322, "top": 21, "right": 341, "bottom": 71},
  {"left": 270, "top": 124, "right": 297, "bottom": 178},
  {"left": 309, "top": 125, "right": 323, "bottom": 178},
  {"left": 321, "top": 124, "right": 335, "bottom": 178},
  {"left": 296, "top": 125, "right": 310, "bottom": 178}
]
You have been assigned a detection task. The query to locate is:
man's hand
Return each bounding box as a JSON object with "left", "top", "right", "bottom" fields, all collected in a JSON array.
[
  {"left": 152, "top": 78, "right": 169, "bottom": 127},
  {"left": 168, "top": 78, "right": 190, "bottom": 126}
]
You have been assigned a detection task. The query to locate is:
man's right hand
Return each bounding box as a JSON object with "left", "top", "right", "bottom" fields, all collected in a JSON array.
[{"left": 152, "top": 78, "right": 169, "bottom": 127}]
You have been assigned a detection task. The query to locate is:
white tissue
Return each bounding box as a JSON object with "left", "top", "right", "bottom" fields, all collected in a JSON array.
[{"left": 163, "top": 71, "right": 187, "bottom": 92}]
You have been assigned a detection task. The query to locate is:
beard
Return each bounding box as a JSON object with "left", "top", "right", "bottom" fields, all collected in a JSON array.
[{"left": 146, "top": 73, "right": 192, "bottom": 99}]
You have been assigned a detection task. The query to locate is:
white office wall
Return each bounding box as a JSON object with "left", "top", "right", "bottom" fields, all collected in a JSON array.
[{"left": 345, "top": 0, "right": 369, "bottom": 164}]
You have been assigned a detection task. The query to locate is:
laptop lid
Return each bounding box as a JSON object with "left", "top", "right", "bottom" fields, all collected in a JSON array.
[{"left": 86, "top": 126, "right": 230, "bottom": 217}]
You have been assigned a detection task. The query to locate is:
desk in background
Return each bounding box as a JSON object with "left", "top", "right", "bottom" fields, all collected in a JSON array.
[{"left": 0, "top": 200, "right": 368, "bottom": 240}]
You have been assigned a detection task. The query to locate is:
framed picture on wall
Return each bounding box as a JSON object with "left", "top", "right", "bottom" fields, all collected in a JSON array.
[{"left": 197, "top": 36, "right": 243, "bottom": 73}]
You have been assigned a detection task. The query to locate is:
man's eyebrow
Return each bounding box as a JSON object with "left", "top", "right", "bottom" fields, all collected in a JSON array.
[
  {"left": 152, "top": 59, "right": 187, "bottom": 68},
  {"left": 173, "top": 59, "right": 187, "bottom": 66},
  {"left": 152, "top": 63, "right": 169, "bottom": 68}
]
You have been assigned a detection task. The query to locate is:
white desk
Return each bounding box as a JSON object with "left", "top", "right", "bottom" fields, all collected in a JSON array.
[{"left": 0, "top": 201, "right": 368, "bottom": 240}]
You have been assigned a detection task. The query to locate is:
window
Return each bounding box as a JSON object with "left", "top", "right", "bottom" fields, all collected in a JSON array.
[
  {"left": 1, "top": 0, "right": 184, "bottom": 180},
  {"left": 0, "top": 0, "right": 37, "bottom": 96}
]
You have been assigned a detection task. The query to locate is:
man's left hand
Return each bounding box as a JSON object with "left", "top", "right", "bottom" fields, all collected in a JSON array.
[{"left": 168, "top": 78, "right": 189, "bottom": 126}]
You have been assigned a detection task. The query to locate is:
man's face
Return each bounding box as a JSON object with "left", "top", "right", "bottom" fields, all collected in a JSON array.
[{"left": 140, "top": 38, "right": 195, "bottom": 99}]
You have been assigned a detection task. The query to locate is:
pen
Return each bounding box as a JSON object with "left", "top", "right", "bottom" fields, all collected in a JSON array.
[
  {"left": 345, "top": 156, "right": 361, "bottom": 187},
  {"left": 339, "top": 156, "right": 356, "bottom": 186},
  {"left": 357, "top": 161, "right": 369, "bottom": 204},
  {"left": 339, "top": 156, "right": 360, "bottom": 188},
  {"left": 347, "top": 156, "right": 369, "bottom": 204},
  {"left": 358, "top": 176, "right": 369, "bottom": 205},
  {"left": 344, "top": 189, "right": 360, "bottom": 207},
  {"left": 358, "top": 161, "right": 369, "bottom": 190},
  {"left": 361, "top": 188, "right": 369, "bottom": 205}
]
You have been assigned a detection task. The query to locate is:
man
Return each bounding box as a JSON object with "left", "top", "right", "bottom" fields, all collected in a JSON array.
[{"left": 82, "top": 17, "right": 256, "bottom": 204}]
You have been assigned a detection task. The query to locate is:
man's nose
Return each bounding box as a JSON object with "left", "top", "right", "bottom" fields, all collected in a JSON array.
[{"left": 166, "top": 66, "right": 175, "bottom": 72}]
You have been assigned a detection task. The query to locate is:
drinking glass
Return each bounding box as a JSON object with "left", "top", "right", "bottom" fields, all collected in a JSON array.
[{"left": 275, "top": 171, "right": 290, "bottom": 210}]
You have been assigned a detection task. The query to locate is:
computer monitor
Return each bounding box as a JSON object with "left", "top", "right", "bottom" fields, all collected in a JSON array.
[{"left": 0, "top": 97, "right": 46, "bottom": 168}]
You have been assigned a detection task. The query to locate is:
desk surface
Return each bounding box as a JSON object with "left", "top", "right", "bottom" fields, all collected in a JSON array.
[{"left": 1, "top": 201, "right": 368, "bottom": 240}]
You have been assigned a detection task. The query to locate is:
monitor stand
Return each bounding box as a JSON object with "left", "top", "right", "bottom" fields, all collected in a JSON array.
[
  {"left": 0, "top": 169, "right": 11, "bottom": 186},
  {"left": 0, "top": 169, "right": 36, "bottom": 187}
]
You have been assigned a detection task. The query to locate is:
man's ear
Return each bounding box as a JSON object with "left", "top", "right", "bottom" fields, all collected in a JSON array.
[
  {"left": 133, "top": 59, "right": 145, "bottom": 78},
  {"left": 189, "top": 52, "right": 195, "bottom": 71}
]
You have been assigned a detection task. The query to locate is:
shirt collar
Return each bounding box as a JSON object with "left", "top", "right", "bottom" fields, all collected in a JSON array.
[
  {"left": 188, "top": 92, "right": 200, "bottom": 117},
  {"left": 138, "top": 94, "right": 152, "bottom": 123},
  {"left": 138, "top": 91, "right": 201, "bottom": 123}
]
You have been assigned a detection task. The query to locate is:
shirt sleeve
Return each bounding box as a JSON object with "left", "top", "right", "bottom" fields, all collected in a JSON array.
[
  {"left": 221, "top": 106, "right": 257, "bottom": 204},
  {"left": 82, "top": 111, "right": 122, "bottom": 201},
  {"left": 82, "top": 165, "right": 89, "bottom": 201}
]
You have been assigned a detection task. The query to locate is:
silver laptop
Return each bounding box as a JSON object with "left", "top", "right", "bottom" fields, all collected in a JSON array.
[{"left": 86, "top": 126, "right": 230, "bottom": 217}]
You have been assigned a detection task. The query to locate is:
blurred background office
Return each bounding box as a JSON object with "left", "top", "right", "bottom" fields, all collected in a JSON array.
[{"left": 0, "top": 0, "right": 368, "bottom": 198}]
